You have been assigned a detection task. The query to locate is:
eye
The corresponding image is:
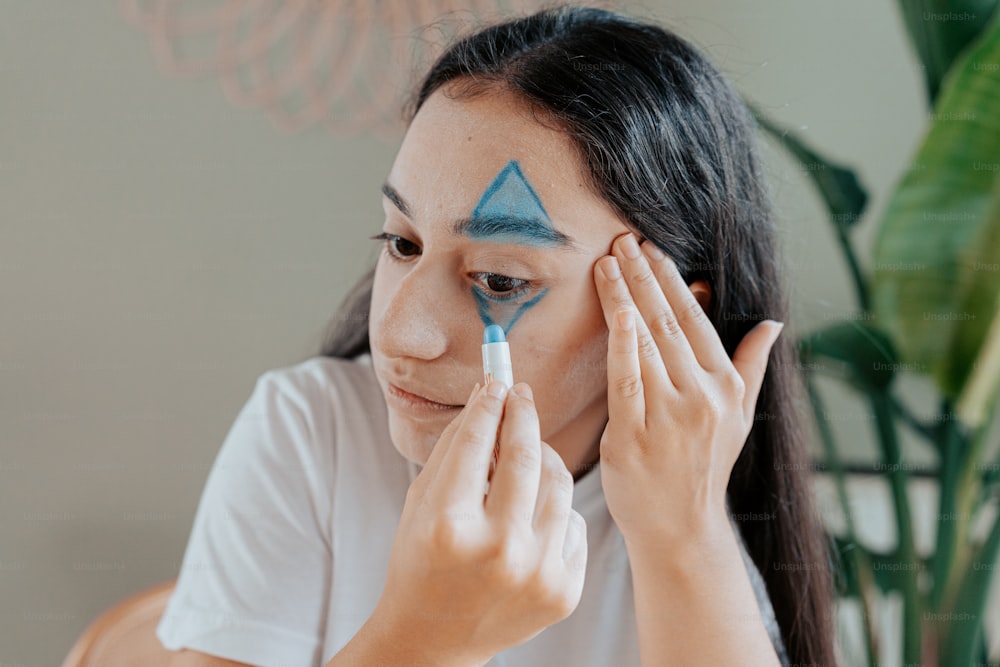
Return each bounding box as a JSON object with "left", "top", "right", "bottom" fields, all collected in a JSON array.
[
  {"left": 370, "top": 232, "right": 533, "bottom": 301},
  {"left": 370, "top": 232, "right": 420, "bottom": 260},
  {"left": 471, "top": 272, "right": 531, "bottom": 302}
]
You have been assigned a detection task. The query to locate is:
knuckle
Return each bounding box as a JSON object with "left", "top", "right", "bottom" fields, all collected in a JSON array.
[
  {"left": 614, "top": 374, "right": 643, "bottom": 399},
  {"left": 541, "top": 584, "right": 577, "bottom": 620},
  {"left": 453, "top": 430, "right": 483, "bottom": 451},
  {"left": 546, "top": 465, "right": 574, "bottom": 497},
  {"left": 610, "top": 292, "right": 633, "bottom": 310},
  {"left": 723, "top": 371, "right": 746, "bottom": 398},
  {"left": 428, "top": 517, "right": 463, "bottom": 553},
  {"left": 507, "top": 446, "right": 541, "bottom": 474},
  {"left": 636, "top": 333, "right": 660, "bottom": 360},
  {"left": 679, "top": 297, "right": 708, "bottom": 324},
  {"left": 703, "top": 398, "right": 724, "bottom": 419},
  {"left": 540, "top": 444, "right": 566, "bottom": 471},
  {"left": 480, "top": 392, "right": 506, "bottom": 413},
  {"left": 484, "top": 540, "right": 530, "bottom": 585},
  {"left": 540, "top": 443, "right": 568, "bottom": 476},
  {"left": 648, "top": 310, "right": 682, "bottom": 340},
  {"left": 633, "top": 267, "right": 658, "bottom": 288}
]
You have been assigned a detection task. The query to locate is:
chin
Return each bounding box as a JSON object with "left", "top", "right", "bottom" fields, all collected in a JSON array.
[{"left": 386, "top": 411, "right": 439, "bottom": 465}]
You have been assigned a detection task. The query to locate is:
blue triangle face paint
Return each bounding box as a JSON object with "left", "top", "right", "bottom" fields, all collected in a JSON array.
[
  {"left": 473, "top": 286, "right": 550, "bottom": 337},
  {"left": 473, "top": 160, "right": 550, "bottom": 227},
  {"left": 468, "top": 160, "right": 556, "bottom": 334}
]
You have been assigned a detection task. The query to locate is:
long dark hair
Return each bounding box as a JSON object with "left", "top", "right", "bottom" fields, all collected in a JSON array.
[{"left": 318, "top": 5, "right": 836, "bottom": 665}]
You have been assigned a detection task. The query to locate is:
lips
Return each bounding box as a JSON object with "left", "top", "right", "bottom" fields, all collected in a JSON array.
[{"left": 387, "top": 382, "right": 464, "bottom": 408}]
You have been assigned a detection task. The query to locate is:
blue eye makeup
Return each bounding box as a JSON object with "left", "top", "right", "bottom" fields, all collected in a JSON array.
[
  {"left": 473, "top": 286, "right": 550, "bottom": 335},
  {"left": 369, "top": 232, "right": 534, "bottom": 302},
  {"left": 455, "top": 160, "right": 575, "bottom": 250},
  {"left": 465, "top": 160, "right": 556, "bottom": 332},
  {"left": 376, "top": 159, "right": 564, "bottom": 336}
]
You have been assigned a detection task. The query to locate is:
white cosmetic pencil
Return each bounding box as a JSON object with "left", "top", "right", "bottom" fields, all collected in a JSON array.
[{"left": 482, "top": 324, "right": 514, "bottom": 487}]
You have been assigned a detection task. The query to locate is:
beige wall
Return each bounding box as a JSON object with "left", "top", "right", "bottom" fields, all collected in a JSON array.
[{"left": 1, "top": 1, "right": 967, "bottom": 665}]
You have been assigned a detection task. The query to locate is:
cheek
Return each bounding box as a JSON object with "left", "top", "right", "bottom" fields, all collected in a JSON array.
[
  {"left": 518, "top": 304, "right": 609, "bottom": 416},
  {"left": 530, "top": 334, "right": 608, "bottom": 438},
  {"left": 368, "top": 258, "right": 393, "bottom": 323}
]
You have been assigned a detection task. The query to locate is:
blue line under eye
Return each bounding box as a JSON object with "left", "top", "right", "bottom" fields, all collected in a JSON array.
[{"left": 473, "top": 274, "right": 531, "bottom": 302}]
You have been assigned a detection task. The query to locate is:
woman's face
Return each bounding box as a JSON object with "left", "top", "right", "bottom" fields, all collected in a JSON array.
[{"left": 369, "top": 84, "right": 632, "bottom": 478}]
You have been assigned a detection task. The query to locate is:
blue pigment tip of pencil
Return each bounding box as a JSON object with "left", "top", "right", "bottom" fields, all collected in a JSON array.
[{"left": 484, "top": 324, "right": 506, "bottom": 344}]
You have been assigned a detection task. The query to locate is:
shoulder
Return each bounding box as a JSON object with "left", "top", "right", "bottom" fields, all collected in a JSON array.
[
  {"left": 249, "top": 353, "right": 382, "bottom": 424},
  {"left": 240, "top": 354, "right": 390, "bottom": 474}
]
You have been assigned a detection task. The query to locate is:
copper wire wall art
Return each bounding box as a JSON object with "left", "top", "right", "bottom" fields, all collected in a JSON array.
[{"left": 118, "top": 0, "right": 543, "bottom": 139}]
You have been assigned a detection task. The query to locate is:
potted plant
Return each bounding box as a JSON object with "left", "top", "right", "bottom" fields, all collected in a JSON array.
[{"left": 751, "top": 3, "right": 1000, "bottom": 665}]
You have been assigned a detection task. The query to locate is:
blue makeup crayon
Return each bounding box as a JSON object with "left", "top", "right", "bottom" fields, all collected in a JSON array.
[
  {"left": 482, "top": 324, "right": 514, "bottom": 389},
  {"left": 482, "top": 323, "right": 514, "bottom": 488}
]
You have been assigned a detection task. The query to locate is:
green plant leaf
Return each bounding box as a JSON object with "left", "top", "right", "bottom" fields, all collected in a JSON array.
[
  {"left": 750, "top": 106, "right": 868, "bottom": 229},
  {"left": 872, "top": 10, "right": 1000, "bottom": 425},
  {"left": 895, "top": 0, "right": 999, "bottom": 103},
  {"left": 953, "top": 187, "right": 1000, "bottom": 425},
  {"left": 799, "top": 322, "right": 899, "bottom": 392}
]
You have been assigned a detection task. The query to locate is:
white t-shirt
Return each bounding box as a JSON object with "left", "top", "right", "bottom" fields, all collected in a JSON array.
[{"left": 156, "top": 353, "right": 788, "bottom": 666}]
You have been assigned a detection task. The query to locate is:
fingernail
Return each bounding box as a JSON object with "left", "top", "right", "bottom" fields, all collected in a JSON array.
[
  {"left": 467, "top": 382, "right": 481, "bottom": 403},
  {"left": 600, "top": 256, "right": 621, "bottom": 280},
  {"left": 487, "top": 380, "right": 509, "bottom": 399},
  {"left": 621, "top": 234, "right": 641, "bottom": 259},
  {"left": 641, "top": 241, "right": 664, "bottom": 261},
  {"left": 512, "top": 383, "right": 533, "bottom": 401}
]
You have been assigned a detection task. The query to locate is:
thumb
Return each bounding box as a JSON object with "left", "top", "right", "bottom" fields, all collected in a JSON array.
[{"left": 732, "top": 320, "right": 784, "bottom": 423}]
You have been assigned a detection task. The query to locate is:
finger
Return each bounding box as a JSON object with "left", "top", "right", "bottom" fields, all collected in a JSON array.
[
  {"left": 432, "top": 380, "right": 510, "bottom": 508},
  {"left": 560, "top": 511, "right": 588, "bottom": 607},
  {"left": 417, "top": 382, "right": 481, "bottom": 486},
  {"left": 563, "top": 511, "right": 587, "bottom": 564},
  {"left": 548, "top": 510, "right": 588, "bottom": 622},
  {"left": 485, "top": 382, "right": 543, "bottom": 524},
  {"left": 531, "top": 442, "right": 574, "bottom": 538},
  {"left": 612, "top": 233, "right": 700, "bottom": 389},
  {"left": 639, "top": 239, "right": 732, "bottom": 374},
  {"left": 594, "top": 254, "right": 672, "bottom": 396},
  {"left": 606, "top": 306, "right": 646, "bottom": 425},
  {"left": 732, "top": 321, "right": 784, "bottom": 423}
]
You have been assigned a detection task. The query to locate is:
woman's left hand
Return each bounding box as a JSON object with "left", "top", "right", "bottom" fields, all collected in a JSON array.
[{"left": 592, "top": 232, "right": 784, "bottom": 552}]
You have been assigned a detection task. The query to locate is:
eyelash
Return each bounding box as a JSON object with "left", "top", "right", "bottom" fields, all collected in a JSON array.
[{"left": 370, "top": 232, "right": 532, "bottom": 302}]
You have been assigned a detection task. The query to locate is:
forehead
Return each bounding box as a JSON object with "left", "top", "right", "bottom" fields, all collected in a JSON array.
[{"left": 385, "top": 85, "right": 627, "bottom": 247}]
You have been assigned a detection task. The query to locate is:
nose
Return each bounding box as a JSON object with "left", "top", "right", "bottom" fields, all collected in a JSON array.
[{"left": 371, "top": 264, "right": 458, "bottom": 361}]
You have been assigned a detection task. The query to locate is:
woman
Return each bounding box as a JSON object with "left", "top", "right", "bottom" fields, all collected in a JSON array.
[{"left": 157, "top": 6, "right": 836, "bottom": 667}]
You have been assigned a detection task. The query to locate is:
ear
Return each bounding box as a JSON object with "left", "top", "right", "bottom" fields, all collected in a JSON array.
[{"left": 688, "top": 279, "right": 712, "bottom": 314}]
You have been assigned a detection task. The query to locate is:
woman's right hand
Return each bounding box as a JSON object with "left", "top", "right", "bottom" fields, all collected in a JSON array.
[{"left": 374, "top": 380, "right": 588, "bottom": 665}]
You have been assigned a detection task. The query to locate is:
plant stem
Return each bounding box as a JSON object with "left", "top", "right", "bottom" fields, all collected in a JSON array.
[
  {"left": 930, "top": 404, "right": 963, "bottom": 610},
  {"left": 936, "top": 421, "right": 993, "bottom": 662},
  {"left": 806, "top": 377, "right": 878, "bottom": 666},
  {"left": 889, "top": 393, "right": 942, "bottom": 448},
  {"left": 833, "top": 224, "right": 871, "bottom": 312},
  {"left": 984, "top": 458, "right": 1000, "bottom": 490},
  {"left": 941, "top": 494, "right": 1000, "bottom": 666},
  {"left": 870, "top": 391, "right": 922, "bottom": 664}
]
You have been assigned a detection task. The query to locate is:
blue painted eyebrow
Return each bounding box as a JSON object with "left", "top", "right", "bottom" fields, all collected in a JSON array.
[{"left": 380, "top": 182, "right": 583, "bottom": 253}]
